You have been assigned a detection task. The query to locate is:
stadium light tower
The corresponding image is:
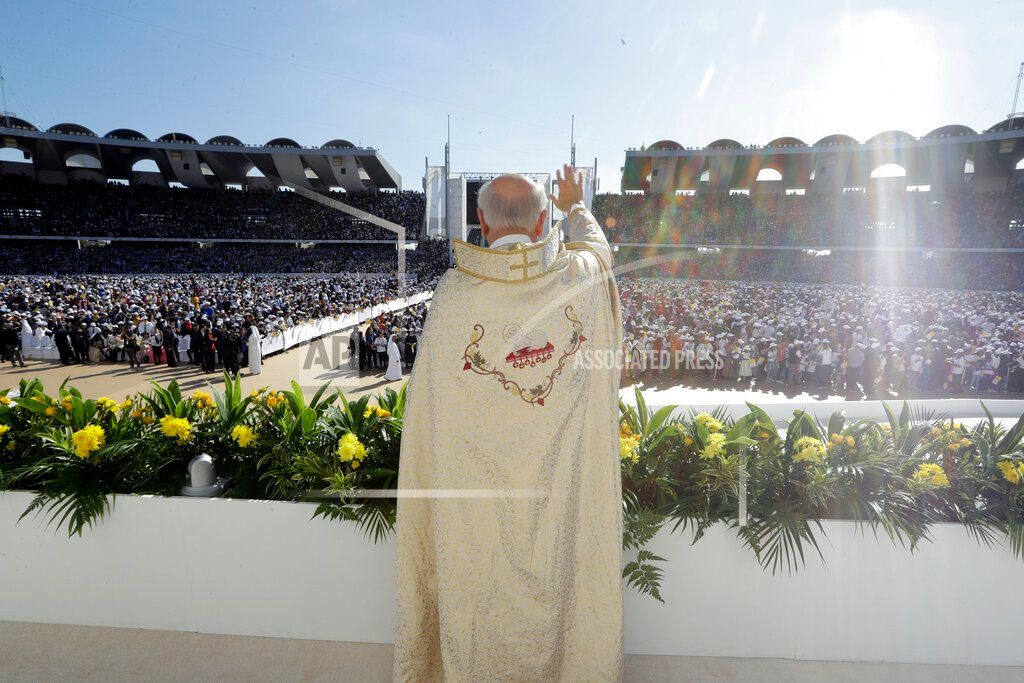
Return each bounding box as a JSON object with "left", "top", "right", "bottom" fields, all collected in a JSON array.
[
  {"left": 0, "top": 65, "right": 12, "bottom": 127},
  {"left": 445, "top": 114, "right": 453, "bottom": 268},
  {"left": 570, "top": 114, "right": 576, "bottom": 166},
  {"left": 1010, "top": 61, "right": 1024, "bottom": 119}
]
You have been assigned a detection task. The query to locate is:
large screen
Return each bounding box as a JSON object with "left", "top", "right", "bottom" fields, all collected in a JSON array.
[{"left": 465, "top": 180, "right": 485, "bottom": 225}]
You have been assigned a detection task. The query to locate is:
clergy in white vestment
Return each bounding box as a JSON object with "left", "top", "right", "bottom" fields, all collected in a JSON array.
[
  {"left": 247, "top": 324, "right": 262, "bottom": 375},
  {"left": 394, "top": 165, "right": 623, "bottom": 681},
  {"left": 384, "top": 334, "right": 403, "bottom": 381},
  {"left": 20, "top": 318, "right": 35, "bottom": 350}
]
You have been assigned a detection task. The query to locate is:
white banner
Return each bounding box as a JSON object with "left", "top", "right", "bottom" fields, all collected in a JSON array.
[
  {"left": 576, "top": 167, "right": 595, "bottom": 210},
  {"left": 423, "top": 166, "right": 446, "bottom": 238},
  {"left": 446, "top": 173, "right": 466, "bottom": 241}
]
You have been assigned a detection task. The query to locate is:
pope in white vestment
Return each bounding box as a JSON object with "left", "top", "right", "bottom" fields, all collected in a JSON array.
[{"left": 394, "top": 166, "right": 623, "bottom": 682}]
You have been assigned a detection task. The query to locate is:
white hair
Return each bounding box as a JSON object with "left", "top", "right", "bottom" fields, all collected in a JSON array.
[{"left": 477, "top": 174, "right": 547, "bottom": 231}]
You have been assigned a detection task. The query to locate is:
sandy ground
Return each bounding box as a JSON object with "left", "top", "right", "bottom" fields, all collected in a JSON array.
[{"left": 0, "top": 328, "right": 403, "bottom": 402}]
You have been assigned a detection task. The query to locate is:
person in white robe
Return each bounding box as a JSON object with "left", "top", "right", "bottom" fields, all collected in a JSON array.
[
  {"left": 34, "top": 321, "right": 52, "bottom": 349},
  {"left": 384, "top": 334, "right": 403, "bottom": 381},
  {"left": 394, "top": 165, "right": 623, "bottom": 681},
  {"left": 20, "top": 318, "right": 36, "bottom": 350},
  {"left": 247, "top": 324, "right": 262, "bottom": 375}
]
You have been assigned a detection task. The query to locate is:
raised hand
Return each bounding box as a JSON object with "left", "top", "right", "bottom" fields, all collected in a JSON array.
[{"left": 548, "top": 163, "right": 584, "bottom": 213}]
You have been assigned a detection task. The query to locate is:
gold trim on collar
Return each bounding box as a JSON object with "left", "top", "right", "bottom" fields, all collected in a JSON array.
[
  {"left": 453, "top": 228, "right": 562, "bottom": 284},
  {"left": 452, "top": 232, "right": 551, "bottom": 255}
]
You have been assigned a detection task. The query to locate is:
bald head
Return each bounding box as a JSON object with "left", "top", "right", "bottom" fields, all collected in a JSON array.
[{"left": 477, "top": 174, "right": 548, "bottom": 245}]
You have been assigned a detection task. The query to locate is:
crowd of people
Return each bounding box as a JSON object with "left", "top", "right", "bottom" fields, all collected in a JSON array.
[
  {"left": 3, "top": 173, "right": 1024, "bottom": 400},
  {"left": 10, "top": 176, "right": 1021, "bottom": 250},
  {"left": 594, "top": 187, "right": 1024, "bottom": 248},
  {"left": 0, "top": 176, "right": 424, "bottom": 240},
  {"left": 620, "top": 278, "right": 1024, "bottom": 397},
  {"left": 349, "top": 302, "right": 428, "bottom": 376},
  {"left": 0, "top": 270, "right": 439, "bottom": 373},
  {"left": 0, "top": 238, "right": 450, "bottom": 276},
  {"left": 613, "top": 247, "right": 1024, "bottom": 292}
]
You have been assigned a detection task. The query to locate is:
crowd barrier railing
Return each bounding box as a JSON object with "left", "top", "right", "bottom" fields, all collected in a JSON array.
[{"left": 258, "top": 291, "right": 432, "bottom": 356}]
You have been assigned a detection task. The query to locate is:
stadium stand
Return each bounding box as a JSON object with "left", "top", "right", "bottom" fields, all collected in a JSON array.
[
  {"left": 593, "top": 188, "right": 1024, "bottom": 248},
  {"left": 0, "top": 176, "right": 424, "bottom": 240}
]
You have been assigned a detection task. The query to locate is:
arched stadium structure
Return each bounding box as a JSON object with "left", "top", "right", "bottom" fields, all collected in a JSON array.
[
  {"left": 0, "top": 120, "right": 400, "bottom": 192},
  {"left": 625, "top": 118, "right": 1024, "bottom": 194}
]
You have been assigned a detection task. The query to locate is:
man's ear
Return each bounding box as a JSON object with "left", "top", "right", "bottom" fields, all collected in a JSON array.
[
  {"left": 477, "top": 209, "right": 489, "bottom": 243},
  {"left": 534, "top": 209, "right": 547, "bottom": 239}
]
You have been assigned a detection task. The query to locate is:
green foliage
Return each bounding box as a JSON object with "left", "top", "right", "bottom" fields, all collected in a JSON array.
[
  {"left": 622, "top": 549, "right": 666, "bottom": 603},
  {"left": 2, "top": 377, "right": 1024, "bottom": 604}
]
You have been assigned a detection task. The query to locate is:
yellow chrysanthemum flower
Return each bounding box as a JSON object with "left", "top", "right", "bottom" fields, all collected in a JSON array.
[
  {"left": 0, "top": 424, "right": 10, "bottom": 437},
  {"left": 0, "top": 395, "right": 11, "bottom": 406},
  {"left": 192, "top": 391, "right": 216, "bottom": 410},
  {"left": 997, "top": 461, "right": 1022, "bottom": 485},
  {"left": 793, "top": 436, "right": 826, "bottom": 464},
  {"left": 699, "top": 432, "right": 727, "bottom": 460},
  {"left": 911, "top": 463, "right": 950, "bottom": 488},
  {"left": 44, "top": 406, "right": 57, "bottom": 417},
  {"left": 96, "top": 397, "right": 119, "bottom": 412},
  {"left": 159, "top": 415, "right": 193, "bottom": 443},
  {"left": 71, "top": 424, "right": 105, "bottom": 459},
  {"left": 846, "top": 436, "right": 855, "bottom": 448},
  {"left": 363, "top": 405, "right": 392, "bottom": 419},
  {"left": 694, "top": 413, "right": 724, "bottom": 434},
  {"left": 230, "top": 424, "right": 257, "bottom": 448},
  {"left": 619, "top": 433, "right": 642, "bottom": 462},
  {"left": 61, "top": 397, "right": 73, "bottom": 411},
  {"left": 266, "top": 396, "right": 279, "bottom": 408},
  {"left": 337, "top": 432, "right": 367, "bottom": 463}
]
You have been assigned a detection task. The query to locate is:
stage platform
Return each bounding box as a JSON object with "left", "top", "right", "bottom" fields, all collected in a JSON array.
[{"left": 1, "top": 621, "right": 1018, "bottom": 683}]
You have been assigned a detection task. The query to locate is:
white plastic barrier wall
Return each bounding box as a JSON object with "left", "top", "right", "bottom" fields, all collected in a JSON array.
[
  {"left": 1, "top": 490, "right": 1022, "bottom": 666},
  {"left": 258, "top": 291, "right": 432, "bottom": 356},
  {"left": 629, "top": 393, "right": 1024, "bottom": 423}
]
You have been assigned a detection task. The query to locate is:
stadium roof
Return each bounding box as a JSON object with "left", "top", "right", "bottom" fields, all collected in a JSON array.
[
  {"left": 0, "top": 119, "right": 401, "bottom": 191},
  {"left": 624, "top": 119, "right": 1024, "bottom": 194}
]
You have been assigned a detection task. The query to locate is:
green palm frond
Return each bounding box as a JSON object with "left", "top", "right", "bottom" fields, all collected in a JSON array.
[{"left": 622, "top": 549, "right": 666, "bottom": 603}]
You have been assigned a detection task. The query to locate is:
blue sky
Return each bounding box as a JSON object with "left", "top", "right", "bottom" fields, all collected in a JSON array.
[{"left": 3, "top": 0, "right": 1022, "bottom": 192}]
